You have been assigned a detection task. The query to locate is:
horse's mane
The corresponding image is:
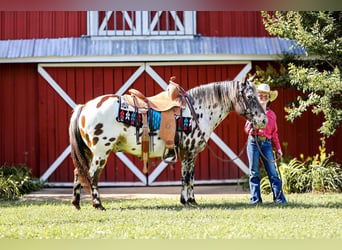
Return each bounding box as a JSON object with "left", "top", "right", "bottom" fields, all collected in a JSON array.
[{"left": 186, "top": 80, "right": 239, "bottom": 108}]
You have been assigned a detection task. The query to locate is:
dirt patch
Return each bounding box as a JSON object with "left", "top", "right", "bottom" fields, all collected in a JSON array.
[{"left": 21, "top": 185, "right": 249, "bottom": 202}]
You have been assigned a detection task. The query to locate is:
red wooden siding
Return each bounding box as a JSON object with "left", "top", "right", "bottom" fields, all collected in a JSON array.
[
  {"left": 0, "top": 11, "right": 87, "bottom": 40},
  {"left": 0, "top": 11, "right": 269, "bottom": 40},
  {"left": 0, "top": 64, "right": 39, "bottom": 176},
  {"left": 197, "top": 11, "right": 270, "bottom": 37}
]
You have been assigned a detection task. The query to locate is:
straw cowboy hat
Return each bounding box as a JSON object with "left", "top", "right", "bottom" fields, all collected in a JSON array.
[{"left": 257, "top": 83, "right": 278, "bottom": 102}]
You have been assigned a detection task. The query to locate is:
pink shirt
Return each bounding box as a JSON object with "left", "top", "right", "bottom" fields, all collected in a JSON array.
[{"left": 244, "top": 108, "right": 282, "bottom": 151}]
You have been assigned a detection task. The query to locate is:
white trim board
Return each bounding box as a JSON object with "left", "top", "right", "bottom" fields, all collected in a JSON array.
[{"left": 1, "top": 54, "right": 282, "bottom": 64}]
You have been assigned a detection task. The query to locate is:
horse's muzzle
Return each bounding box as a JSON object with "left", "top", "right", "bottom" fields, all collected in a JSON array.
[{"left": 253, "top": 115, "right": 267, "bottom": 129}]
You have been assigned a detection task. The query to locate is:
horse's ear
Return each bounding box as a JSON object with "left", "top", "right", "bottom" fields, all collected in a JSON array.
[
  {"left": 241, "top": 77, "right": 247, "bottom": 86},
  {"left": 248, "top": 73, "right": 256, "bottom": 82}
]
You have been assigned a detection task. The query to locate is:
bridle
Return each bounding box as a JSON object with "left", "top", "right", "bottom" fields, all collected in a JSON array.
[{"left": 238, "top": 78, "right": 257, "bottom": 120}]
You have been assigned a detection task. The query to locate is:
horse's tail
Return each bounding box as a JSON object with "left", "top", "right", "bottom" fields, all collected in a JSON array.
[{"left": 69, "top": 104, "right": 92, "bottom": 193}]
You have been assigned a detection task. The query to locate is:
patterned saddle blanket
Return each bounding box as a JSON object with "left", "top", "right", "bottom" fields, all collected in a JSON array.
[{"left": 117, "top": 96, "right": 192, "bottom": 134}]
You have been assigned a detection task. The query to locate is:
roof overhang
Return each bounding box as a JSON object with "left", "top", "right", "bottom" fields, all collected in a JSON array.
[
  {"left": 0, "top": 54, "right": 285, "bottom": 64},
  {"left": 0, "top": 36, "right": 306, "bottom": 64}
]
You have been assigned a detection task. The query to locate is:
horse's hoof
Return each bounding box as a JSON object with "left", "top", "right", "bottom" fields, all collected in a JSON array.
[
  {"left": 72, "top": 200, "right": 81, "bottom": 210},
  {"left": 188, "top": 198, "right": 198, "bottom": 206},
  {"left": 94, "top": 204, "right": 106, "bottom": 211},
  {"left": 180, "top": 196, "right": 198, "bottom": 207},
  {"left": 73, "top": 205, "right": 81, "bottom": 210},
  {"left": 180, "top": 196, "right": 187, "bottom": 205}
]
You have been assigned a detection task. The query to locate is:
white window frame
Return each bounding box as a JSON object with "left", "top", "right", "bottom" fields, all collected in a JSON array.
[{"left": 87, "top": 11, "right": 196, "bottom": 39}]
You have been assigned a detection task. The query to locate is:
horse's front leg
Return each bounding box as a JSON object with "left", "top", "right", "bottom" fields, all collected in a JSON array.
[
  {"left": 180, "top": 153, "right": 198, "bottom": 206},
  {"left": 89, "top": 154, "right": 107, "bottom": 211},
  {"left": 187, "top": 168, "right": 198, "bottom": 206}
]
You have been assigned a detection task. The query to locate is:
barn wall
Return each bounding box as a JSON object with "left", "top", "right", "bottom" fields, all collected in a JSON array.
[
  {"left": 197, "top": 11, "right": 270, "bottom": 37},
  {"left": 0, "top": 11, "right": 269, "bottom": 40},
  {"left": 1, "top": 63, "right": 341, "bottom": 184},
  {"left": 0, "top": 11, "right": 87, "bottom": 39},
  {"left": 0, "top": 63, "right": 40, "bottom": 176}
]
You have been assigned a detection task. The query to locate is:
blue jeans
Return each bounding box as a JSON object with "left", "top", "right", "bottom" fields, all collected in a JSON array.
[{"left": 247, "top": 136, "right": 286, "bottom": 204}]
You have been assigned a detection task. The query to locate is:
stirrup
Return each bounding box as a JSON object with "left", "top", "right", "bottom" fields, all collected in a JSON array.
[{"left": 162, "top": 146, "right": 178, "bottom": 164}]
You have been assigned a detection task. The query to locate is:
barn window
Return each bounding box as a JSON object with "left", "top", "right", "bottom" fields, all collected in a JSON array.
[{"left": 87, "top": 11, "right": 197, "bottom": 38}]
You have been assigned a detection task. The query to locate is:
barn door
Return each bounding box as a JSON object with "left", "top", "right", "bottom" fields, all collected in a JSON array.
[{"left": 37, "top": 62, "right": 251, "bottom": 186}]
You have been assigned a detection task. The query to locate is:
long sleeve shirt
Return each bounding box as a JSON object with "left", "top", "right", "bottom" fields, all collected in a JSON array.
[{"left": 244, "top": 108, "right": 282, "bottom": 151}]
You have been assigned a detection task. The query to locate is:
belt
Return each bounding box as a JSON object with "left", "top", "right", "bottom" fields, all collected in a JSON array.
[{"left": 250, "top": 135, "right": 268, "bottom": 142}]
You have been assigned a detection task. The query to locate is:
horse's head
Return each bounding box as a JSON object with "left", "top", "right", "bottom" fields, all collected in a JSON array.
[{"left": 236, "top": 76, "right": 267, "bottom": 129}]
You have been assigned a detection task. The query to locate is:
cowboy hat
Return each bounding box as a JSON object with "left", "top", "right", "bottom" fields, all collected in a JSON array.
[{"left": 256, "top": 83, "right": 278, "bottom": 102}]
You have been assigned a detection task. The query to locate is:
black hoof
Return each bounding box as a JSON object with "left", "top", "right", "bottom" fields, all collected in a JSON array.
[
  {"left": 180, "top": 197, "right": 198, "bottom": 207},
  {"left": 94, "top": 204, "right": 106, "bottom": 211},
  {"left": 180, "top": 196, "right": 186, "bottom": 205},
  {"left": 188, "top": 198, "right": 198, "bottom": 206},
  {"left": 72, "top": 200, "right": 81, "bottom": 210}
]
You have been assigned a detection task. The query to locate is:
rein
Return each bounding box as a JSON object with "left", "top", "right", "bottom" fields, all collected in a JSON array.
[{"left": 206, "top": 137, "right": 249, "bottom": 163}]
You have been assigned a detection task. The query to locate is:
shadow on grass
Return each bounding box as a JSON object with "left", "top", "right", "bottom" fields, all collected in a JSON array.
[
  {"left": 192, "top": 200, "right": 342, "bottom": 210},
  {"left": 1, "top": 196, "right": 341, "bottom": 210}
]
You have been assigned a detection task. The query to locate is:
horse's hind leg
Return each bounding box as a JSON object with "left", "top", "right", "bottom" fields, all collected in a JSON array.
[
  {"left": 72, "top": 168, "right": 82, "bottom": 210},
  {"left": 89, "top": 153, "right": 108, "bottom": 211}
]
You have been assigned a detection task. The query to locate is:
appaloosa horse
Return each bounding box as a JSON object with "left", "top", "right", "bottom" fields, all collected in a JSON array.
[{"left": 69, "top": 77, "right": 267, "bottom": 210}]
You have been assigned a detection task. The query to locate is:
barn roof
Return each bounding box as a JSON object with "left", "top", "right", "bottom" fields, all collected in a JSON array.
[{"left": 0, "top": 36, "right": 305, "bottom": 63}]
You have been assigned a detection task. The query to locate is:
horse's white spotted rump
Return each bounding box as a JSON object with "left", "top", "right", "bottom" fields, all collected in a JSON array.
[{"left": 69, "top": 78, "right": 266, "bottom": 210}]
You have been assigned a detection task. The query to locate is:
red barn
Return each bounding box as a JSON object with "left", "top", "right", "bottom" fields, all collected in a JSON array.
[{"left": 0, "top": 11, "right": 341, "bottom": 186}]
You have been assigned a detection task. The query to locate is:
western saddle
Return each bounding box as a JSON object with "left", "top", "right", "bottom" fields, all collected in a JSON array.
[{"left": 123, "top": 76, "right": 185, "bottom": 174}]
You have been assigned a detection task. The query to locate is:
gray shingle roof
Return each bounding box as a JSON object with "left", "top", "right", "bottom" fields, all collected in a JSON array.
[{"left": 0, "top": 36, "right": 306, "bottom": 62}]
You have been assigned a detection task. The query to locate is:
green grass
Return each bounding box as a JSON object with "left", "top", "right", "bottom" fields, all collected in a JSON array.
[{"left": 0, "top": 194, "right": 341, "bottom": 239}]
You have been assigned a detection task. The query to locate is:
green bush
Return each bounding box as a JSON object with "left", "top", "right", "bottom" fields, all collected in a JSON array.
[
  {"left": 0, "top": 163, "right": 44, "bottom": 200},
  {"left": 261, "top": 147, "right": 342, "bottom": 194}
]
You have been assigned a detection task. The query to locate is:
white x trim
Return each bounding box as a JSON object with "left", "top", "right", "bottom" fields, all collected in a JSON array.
[{"left": 38, "top": 61, "right": 251, "bottom": 185}]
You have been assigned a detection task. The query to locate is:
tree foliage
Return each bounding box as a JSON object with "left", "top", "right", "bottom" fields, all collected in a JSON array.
[{"left": 261, "top": 11, "right": 342, "bottom": 144}]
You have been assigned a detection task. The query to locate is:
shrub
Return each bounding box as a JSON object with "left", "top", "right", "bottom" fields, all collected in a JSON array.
[
  {"left": 0, "top": 163, "right": 44, "bottom": 200},
  {"left": 261, "top": 147, "right": 342, "bottom": 194}
]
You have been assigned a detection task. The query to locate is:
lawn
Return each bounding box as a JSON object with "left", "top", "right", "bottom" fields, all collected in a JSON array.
[{"left": 0, "top": 193, "right": 341, "bottom": 239}]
